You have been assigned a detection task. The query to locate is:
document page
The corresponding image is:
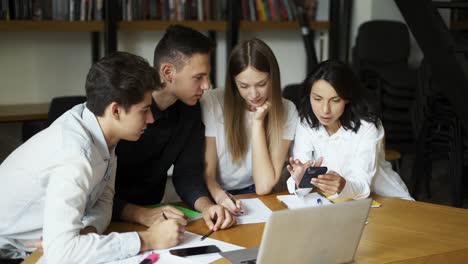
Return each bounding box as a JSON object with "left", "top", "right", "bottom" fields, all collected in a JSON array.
[
  {"left": 108, "top": 231, "right": 244, "bottom": 264},
  {"left": 236, "top": 198, "right": 272, "bottom": 224},
  {"left": 277, "top": 192, "right": 332, "bottom": 209}
]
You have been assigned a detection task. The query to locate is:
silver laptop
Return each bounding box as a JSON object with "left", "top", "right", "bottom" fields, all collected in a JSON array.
[{"left": 221, "top": 198, "right": 371, "bottom": 264}]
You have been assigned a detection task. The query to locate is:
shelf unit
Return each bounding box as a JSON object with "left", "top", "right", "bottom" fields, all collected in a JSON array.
[
  {"left": 0, "top": 21, "right": 103, "bottom": 122},
  {"left": 0, "top": 20, "right": 104, "bottom": 32},
  {"left": 0, "top": 103, "right": 49, "bottom": 122},
  {"left": 451, "top": 21, "right": 468, "bottom": 30},
  {"left": 118, "top": 20, "right": 329, "bottom": 32},
  {"left": 0, "top": 0, "right": 332, "bottom": 121}
]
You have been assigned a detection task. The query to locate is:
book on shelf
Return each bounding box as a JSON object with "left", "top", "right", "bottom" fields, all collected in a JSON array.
[
  {"left": 1, "top": 0, "right": 103, "bottom": 21},
  {"left": 116, "top": 0, "right": 321, "bottom": 23},
  {"left": 119, "top": 0, "right": 227, "bottom": 22}
]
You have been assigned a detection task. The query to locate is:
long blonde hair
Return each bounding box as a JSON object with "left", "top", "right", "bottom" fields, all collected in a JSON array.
[{"left": 224, "top": 38, "right": 284, "bottom": 163}]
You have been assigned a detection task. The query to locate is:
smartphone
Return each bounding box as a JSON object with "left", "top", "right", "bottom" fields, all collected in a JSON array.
[
  {"left": 169, "top": 245, "right": 221, "bottom": 257},
  {"left": 298, "top": 166, "right": 328, "bottom": 188}
]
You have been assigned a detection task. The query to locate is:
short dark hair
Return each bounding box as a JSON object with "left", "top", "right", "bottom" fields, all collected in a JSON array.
[
  {"left": 153, "top": 25, "right": 214, "bottom": 71},
  {"left": 299, "top": 60, "right": 379, "bottom": 132},
  {"left": 86, "top": 51, "right": 160, "bottom": 116}
]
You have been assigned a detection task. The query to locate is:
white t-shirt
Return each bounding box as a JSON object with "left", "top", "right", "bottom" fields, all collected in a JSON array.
[
  {"left": 287, "top": 119, "right": 413, "bottom": 200},
  {"left": 201, "top": 88, "right": 298, "bottom": 190}
]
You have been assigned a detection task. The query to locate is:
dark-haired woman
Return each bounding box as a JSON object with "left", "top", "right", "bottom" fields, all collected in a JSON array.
[{"left": 286, "top": 60, "right": 413, "bottom": 200}]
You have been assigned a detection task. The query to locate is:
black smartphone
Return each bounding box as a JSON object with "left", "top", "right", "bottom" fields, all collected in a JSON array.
[
  {"left": 169, "top": 245, "right": 221, "bottom": 257},
  {"left": 298, "top": 166, "right": 328, "bottom": 188}
]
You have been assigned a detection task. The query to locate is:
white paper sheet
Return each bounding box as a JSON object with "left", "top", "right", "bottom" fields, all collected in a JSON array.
[
  {"left": 106, "top": 231, "right": 244, "bottom": 264},
  {"left": 236, "top": 198, "right": 272, "bottom": 224},
  {"left": 277, "top": 192, "right": 332, "bottom": 209}
]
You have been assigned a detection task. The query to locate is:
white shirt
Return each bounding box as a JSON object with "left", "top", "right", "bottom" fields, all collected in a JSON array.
[
  {"left": 0, "top": 104, "right": 140, "bottom": 263},
  {"left": 201, "top": 89, "right": 298, "bottom": 190},
  {"left": 287, "top": 119, "right": 413, "bottom": 200}
]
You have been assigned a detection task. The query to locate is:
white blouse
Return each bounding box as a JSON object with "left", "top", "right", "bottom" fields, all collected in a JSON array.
[
  {"left": 287, "top": 119, "right": 413, "bottom": 200},
  {"left": 201, "top": 88, "right": 298, "bottom": 190}
]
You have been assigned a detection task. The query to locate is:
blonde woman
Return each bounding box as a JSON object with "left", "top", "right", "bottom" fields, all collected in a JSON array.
[{"left": 200, "top": 38, "right": 298, "bottom": 215}]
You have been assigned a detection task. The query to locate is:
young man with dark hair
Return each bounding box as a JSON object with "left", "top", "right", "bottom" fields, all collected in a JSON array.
[
  {"left": 114, "top": 25, "right": 236, "bottom": 230},
  {"left": 0, "top": 52, "right": 186, "bottom": 263}
]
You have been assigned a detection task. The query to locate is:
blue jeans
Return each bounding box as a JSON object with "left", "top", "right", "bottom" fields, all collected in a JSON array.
[{"left": 228, "top": 184, "right": 256, "bottom": 195}]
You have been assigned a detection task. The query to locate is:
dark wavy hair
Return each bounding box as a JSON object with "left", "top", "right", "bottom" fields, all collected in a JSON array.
[
  {"left": 298, "top": 60, "right": 379, "bottom": 132},
  {"left": 86, "top": 51, "right": 159, "bottom": 116}
]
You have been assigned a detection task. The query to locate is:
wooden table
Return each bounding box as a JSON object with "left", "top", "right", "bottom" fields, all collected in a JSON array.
[
  {"left": 0, "top": 103, "right": 49, "bottom": 122},
  {"left": 22, "top": 192, "right": 468, "bottom": 264}
]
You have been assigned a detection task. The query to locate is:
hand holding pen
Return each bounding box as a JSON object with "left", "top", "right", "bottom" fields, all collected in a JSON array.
[
  {"left": 137, "top": 211, "right": 187, "bottom": 250},
  {"left": 223, "top": 191, "right": 244, "bottom": 216}
]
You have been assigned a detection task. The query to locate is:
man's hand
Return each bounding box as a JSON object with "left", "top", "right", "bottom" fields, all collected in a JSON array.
[
  {"left": 138, "top": 215, "right": 187, "bottom": 251},
  {"left": 220, "top": 194, "right": 243, "bottom": 216},
  {"left": 202, "top": 204, "right": 236, "bottom": 231},
  {"left": 121, "top": 203, "right": 186, "bottom": 227},
  {"left": 195, "top": 197, "right": 236, "bottom": 231}
]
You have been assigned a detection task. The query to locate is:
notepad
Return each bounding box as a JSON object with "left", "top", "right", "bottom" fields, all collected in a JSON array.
[
  {"left": 236, "top": 198, "right": 272, "bottom": 224},
  {"left": 149, "top": 203, "right": 202, "bottom": 220},
  {"left": 320, "top": 193, "right": 382, "bottom": 208},
  {"left": 92, "top": 232, "right": 244, "bottom": 264},
  {"left": 277, "top": 192, "right": 333, "bottom": 209}
]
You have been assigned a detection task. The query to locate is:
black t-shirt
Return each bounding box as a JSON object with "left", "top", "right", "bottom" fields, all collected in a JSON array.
[{"left": 113, "top": 100, "right": 210, "bottom": 219}]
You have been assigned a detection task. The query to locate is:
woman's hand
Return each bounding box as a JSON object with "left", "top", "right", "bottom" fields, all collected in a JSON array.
[
  {"left": 253, "top": 101, "right": 271, "bottom": 121},
  {"left": 311, "top": 170, "right": 346, "bottom": 195},
  {"left": 287, "top": 157, "right": 323, "bottom": 187},
  {"left": 219, "top": 193, "right": 243, "bottom": 216}
]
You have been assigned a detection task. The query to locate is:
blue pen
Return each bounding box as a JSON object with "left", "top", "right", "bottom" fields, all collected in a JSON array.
[{"left": 316, "top": 198, "right": 323, "bottom": 205}]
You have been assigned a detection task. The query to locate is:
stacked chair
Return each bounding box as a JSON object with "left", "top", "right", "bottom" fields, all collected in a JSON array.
[
  {"left": 22, "top": 96, "right": 87, "bottom": 142},
  {"left": 353, "top": 20, "right": 418, "bottom": 152},
  {"left": 411, "top": 61, "right": 466, "bottom": 207},
  {"left": 46, "top": 96, "right": 87, "bottom": 126}
]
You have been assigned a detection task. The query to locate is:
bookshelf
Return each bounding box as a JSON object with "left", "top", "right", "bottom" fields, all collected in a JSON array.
[
  {"left": 239, "top": 20, "right": 328, "bottom": 31},
  {"left": 0, "top": 103, "right": 49, "bottom": 122},
  {"left": 119, "top": 20, "right": 226, "bottom": 31},
  {"left": 451, "top": 21, "right": 468, "bottom": 30},
  {"left": 0, "top": 1, "right": 331, "bottom": 122},
  {"left": 0, "top": 21, "right": 104, "bottom": 32},
  {"left": 118, "top": 20, "right": 329, "bottom": 32}
]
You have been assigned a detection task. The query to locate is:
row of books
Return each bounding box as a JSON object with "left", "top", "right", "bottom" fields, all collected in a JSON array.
[
  {"left": 0, "top": 0, "right": 104, "bottom": 21},
  {"left": 0, "top": 0, "right": 313, "bottom": 22},
  {"left": 118, "top": 0, "right": 299, "bottom": 22},
  {"left": 119, "top": 0, "right": 227, "bottom": 21},
  {"left": 241, "top": 0, "right": 297, "bottom": 22}
]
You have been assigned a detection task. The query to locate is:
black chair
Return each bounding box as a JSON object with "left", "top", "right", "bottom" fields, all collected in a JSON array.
[
  {"left": 282, "top": 84, "right": 302, "bottom": 110},
  {"left": 353, "top": 20, "right": 418, "bottom": 153},
  {"left": 21, "top": 96, "right": 86, "bottom": 142},
  {"left": 47, "top": 96, "right": 87, "bottom": 125},
  {"left": 411, "top": 61, "right": 466, "bottom": 207}
]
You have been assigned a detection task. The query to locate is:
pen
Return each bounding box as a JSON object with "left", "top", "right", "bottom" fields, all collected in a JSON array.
[
  {"left": 162, "top": 211, "right": 168, "bottom": 220},
  {"left": 224, "top": 190, "right": 244, "bottom": 214},
  {"left": 139, "top": 253, "right": 159, "bottom": 264},
  {"left": 316, "top": 198, "right": 323, "bottom": 205},
  {"left": 317, "top": 192, "right": 334, "bottom": 204},
  {"left": 200, "top": 229, "right": 214, "bottom": 241}
]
